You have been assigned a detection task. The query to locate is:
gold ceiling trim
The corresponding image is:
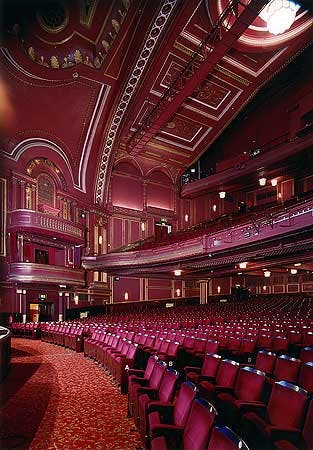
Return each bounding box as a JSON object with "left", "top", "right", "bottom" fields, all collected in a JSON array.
[
  {"left": 149, "top": 141, "right": 190, "bottom": 155},
  {"left": 174, "top": 40, "right": 203, "bottom": 60},
  {"left": 215, "top": 64, "right": 251, "bottom": 86},
  {"left": 79, "top": 0, "right": 99, "bottom": 28}
]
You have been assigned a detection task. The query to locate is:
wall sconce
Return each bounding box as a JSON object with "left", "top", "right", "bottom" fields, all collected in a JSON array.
[
  {"left": 217, "top": 286, "right": 221, "bottom": 293},
  {"left": 98, "top": 235, "right": 103, "bottom": 245},
  {"left": 294, "top": 263, "right": 301, "bottom": 267},
  {"left": 239, "top": 262, "right": 247, "bottom": 269},
  {"left": 141, "top": 222, "right": 145, "bottom": 232},
  {"left": 124, "top": 291, "right": 129, "bottom": 300},
  {"left": 271, "top": 178, "right": 278, "bottom": 187},
  {"left": 176, "top": 288, "right": 181, "bottom": 297},
  {"left": 184, "top": 214, "right": 189, "bottom": 222},
  {"left": 290, "top": 269, "right": 297, "bottom": 275},
  {"left": 74, "top": 294, "right": 79, "bottom": 305},
  {"left": 264, "top": 270, "right": 271, "bottom": 278},
  {"left": 259, "top": 177, "right": 267, "bottom": 186},
  {"left": 219, "top": 191, "right": 226, "bottom": 199},
  {"left": 174, "top": 269, "right": 182, "bottom": 276}
]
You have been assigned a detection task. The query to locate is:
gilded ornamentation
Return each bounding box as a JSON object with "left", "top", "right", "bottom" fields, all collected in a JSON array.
[
  {"left": 122, "top": 0, "right": 130, "bottom": 11},
  {"left": 50, "top": 55, "right": 60, "bottom": 68},
  {"left": 112, "top": 19, "right": 120, "bottom": 34},
  {"left": 28, "top": 47, "right": 35, "bottom": 60},
  {"left": 94, "top": 56, "right": 101, "bottom": 68},
  {"left": 74, "top": 49, "right": 83, "bottom": 64},
  {"left": 38, "top": 56, "right": 49, "bottom": 67},
  {"left": 62, "top": 57, "right": 74, "bottom": 68},
  {"left": 194, "top": 80, "right": 229, "bottom": 108},
  {"left": 102, "top": 40, "right": 110, "bottom": 53},
  {"left": 84, "top": 55, "right": 94, "bottom": 67}
]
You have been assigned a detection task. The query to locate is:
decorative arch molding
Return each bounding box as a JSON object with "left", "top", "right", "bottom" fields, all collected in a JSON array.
[
  {"left": 145, "top": 166, "right": 175, "bottom": 184},
  {"left": 113, "top": 157, "right": 144, "bottom": 177},
  {"left": 26, "top": 157, "right": 67, "bottom": 191},
  {"left": 7, "top": 138, "right": 77, "bottom": 190},
  {"left": 95, "top": 0, "right": 179, "bottom": 205}
]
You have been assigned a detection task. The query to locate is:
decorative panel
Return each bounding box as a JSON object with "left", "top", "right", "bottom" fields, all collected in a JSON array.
[{"left": 0, "top": 179, "right": 6, "bottom": 256}]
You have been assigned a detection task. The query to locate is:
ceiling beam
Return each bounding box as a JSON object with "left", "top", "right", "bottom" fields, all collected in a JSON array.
[{"left": 128, "top": 0, "right": 269, "bottom": 156}]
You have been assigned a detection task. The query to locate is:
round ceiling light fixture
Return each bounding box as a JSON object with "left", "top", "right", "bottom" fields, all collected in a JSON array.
[{"left": 260, "top": 0, "right": 300, "bottom": 35}]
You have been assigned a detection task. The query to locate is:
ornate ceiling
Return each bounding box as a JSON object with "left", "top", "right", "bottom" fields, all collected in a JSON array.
[{"left": 1, "top": 0, "right": 313, "bottom": 205}]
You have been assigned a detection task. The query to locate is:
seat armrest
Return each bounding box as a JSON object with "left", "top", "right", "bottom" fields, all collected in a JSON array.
[
  {"left": 236, "top": 401, "right": 266, "bottom": 414},
  {"left": 132, "top": 377, "right": 149, "bottom": 386},
  {"left": 197, "top": 375, "right": 215, "bottom": 382},
  {"left": 137, "top": 387, "right": 158, "bottom": 397},
  {"left": 147, "top": 401, "right": 174, "bottom": 414},
  {"left": 270, "top": 427, "right": 301, "bottom": 442},
  {"left": 127, "top": 369, "right": 144, "bottom": 377},
  {"left": 151, "top": 424, "right": 184, "bottom": 440},
  {"left": 184, "top": 366, "right": 201, "bottom": 375},
  {"left": 215, "top": 386, "right": 235, "bottom": 394}
]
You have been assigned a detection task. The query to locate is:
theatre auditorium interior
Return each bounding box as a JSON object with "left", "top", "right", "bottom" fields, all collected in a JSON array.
[{"left": 1, "top": 0, "right": 313, "bottom": 449}]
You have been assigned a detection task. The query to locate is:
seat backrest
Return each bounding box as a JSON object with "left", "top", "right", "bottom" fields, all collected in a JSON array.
[
  {"left": 303, "top": 331, "right": 313, "bottom": 347},
  {"left": 201, "top": 354, "right": 221, "bottom": 378},
  {"left": 183, "top": 399, "right": 217, "bottom": 450},
  {"left": 274, "top": 355, "right": 301, "bottom": 383},
  {"left": 193, "top": 338, "right": 207, "bottom": 353},
  {"left": 298, "top": 362, "right": 313, "bottom": 394},
  {"left": 300, "top": 346, "right": 313, "bottom": 363},
  {"left": 149, "top": 360, "right": 167, "bottom": 390},
  {"left": 173, "top": 382, "right": 198, "bottom": 428},
  {"left": 207, "top": 426, "right": 249, "bottom": 450},
  {"left": 267, "top": 381, "right": 308, "bottom": 429},
  {"left": 158, "top": 369, "right": 179, "bottom": 402},
  {"left": 144, "top": 355, "right": 159, "bottom": 379},
  {"left": 241, "top": 338, "right": 256, "bottom": 353},
  {"left": 303, "top": 399, "right": 313, "bottom": 449},
  {"left": 216, "top": 359, "right": 239, "bottom": 388},
  {"left": 234, "top": 367, "right": 265, "bottom": 401},
  {"left": 205, "top": 340, "right": 219, "bottom": 354},
  {"left": 167, "top": 341, "right": 180, "bottom": 357}
]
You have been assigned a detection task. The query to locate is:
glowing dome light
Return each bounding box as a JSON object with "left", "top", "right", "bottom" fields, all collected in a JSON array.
[
  {"left": 264, "top": 270, "right": 271, "bottom": 278},
  {"left": 260, "top": 0, "right": 300, "bottom": 35}
]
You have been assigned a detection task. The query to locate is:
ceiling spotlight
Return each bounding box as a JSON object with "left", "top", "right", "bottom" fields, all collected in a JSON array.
[
  {"left": 271, "top": 178, "right": 278, "bottom": 187},
  {"left": 219, "top": 191, "right": 226, "bottom": 199},
  {"left": 239, "top": 262, "right": 247, "bottom": 269},
  {"left": 259, "top": 177, "right": 267, "bottom": 186},
  {"left": 264, "top": 270, "right": 271, "bottom": 278},
  {"left": 290, "top": 268, "right": 298, "bottom": 274},
  {"left": 260, "top": 0, "right": 300, "bottom": 36},
  {"left": 174, "top": 269, "right": 182, "bottom": 276}
]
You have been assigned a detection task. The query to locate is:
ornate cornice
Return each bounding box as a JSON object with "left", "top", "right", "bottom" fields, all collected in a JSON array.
[{"left": 95, "top": 0, "right": 179, "bottom": 205}]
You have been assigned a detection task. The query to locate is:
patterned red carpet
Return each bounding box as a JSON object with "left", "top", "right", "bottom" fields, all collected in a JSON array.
[{"left": 0, "top": 338, "right": 142, "bottom": 450}]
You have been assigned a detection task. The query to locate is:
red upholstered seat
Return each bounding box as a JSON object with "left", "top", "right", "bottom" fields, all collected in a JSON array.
[
  {"left": 271, "top": 355, "right": 301, "bottom": 384},
  {"left": 198, "top": 359, "right": 240, "bottom": 403},
  {"left": 216, "top": 366, "right": 266, "bottom": 428},
  {"left": 147, "top": 381, "right": 198, "bottom": 442},
  {"left": 138, "top": 368, "right": 179, "bottom": 441},
  {"left": 207, "top": 426, "right": 249, "bottom": 450},
  {"left": 300, "top": 346, "right": 313, "bottom": 363},
  {"left": 150, "top": 398, "right": 217, "bottom": 450},
  {"left": 274, "top": 399, "right": 313, "bottom": 450},
  {"left": 242, "top": 381, "right": 309, "bottom": 449},
  {"left": 185, "top": 353, "right": 221, "bottom": 385},
  {"left": 298, "top": 362, "right": 313, "bottom": 394}
]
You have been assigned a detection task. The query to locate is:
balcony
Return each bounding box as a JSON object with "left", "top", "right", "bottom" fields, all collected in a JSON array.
[
  {"left": 9, "top": 262, "right": 85, "bottom": 286},
  {"left": 8, "top": 210, "right": 84, "bottom": 243}
]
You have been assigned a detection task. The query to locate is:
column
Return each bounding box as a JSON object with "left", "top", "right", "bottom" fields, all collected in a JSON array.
[
  {"left": 199, "top": 280, "right": 208, "bottom": 305},
  {"left": 58, "top": 292, "right": 64, "bottom": 322},
  {"left": 22, "top": 290, "right": 27, "bottom": 323}
]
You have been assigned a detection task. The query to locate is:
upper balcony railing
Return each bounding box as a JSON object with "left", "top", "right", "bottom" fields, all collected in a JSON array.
[
  {"left": 9, "top": 262, "right": 85, "bottom": 285},
  {"left": 8, "top": 209, "right": 85, "bottom": 243}
]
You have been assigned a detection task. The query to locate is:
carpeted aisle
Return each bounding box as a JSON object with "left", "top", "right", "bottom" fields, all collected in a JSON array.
[{"left": 0, "top": 338, "right": 142, "bottom": 450}]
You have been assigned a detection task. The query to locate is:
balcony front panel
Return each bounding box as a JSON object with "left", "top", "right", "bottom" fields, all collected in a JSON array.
[
  {"left": 9, "top": 262, "right": 85, "bottom": 285},
  {"left": 8, "top": 210, "right": 84, "bottom": 243}
]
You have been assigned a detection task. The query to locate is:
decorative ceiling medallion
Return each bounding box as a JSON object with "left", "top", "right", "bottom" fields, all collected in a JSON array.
[
  {"left": 36, "top": 2, "right": 69, "bottom": 34},
  {"left": 208, "top": 1, "right": 313, "bottom": 50},
  {"left": 95, "top": 0, "right": 179, "bottom": 205}
]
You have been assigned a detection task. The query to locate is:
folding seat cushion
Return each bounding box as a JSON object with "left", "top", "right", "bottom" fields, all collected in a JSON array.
[
  {"left": 242, "top": 381, "right": 309, "bottom": 448},
  {"left": 150, "top": 399, "right": 217, "bottom": 450},
  {"left": 272, "top": 355, "right": 301, "bottom": 384},
  {"left": 274, "top": 399, "right": 313, "bottom": 450},
  {"left": 158, "top": 341, "right": 180, "bottom": 366},
  {"left": 131, "top": 360, "right": 167, "bottom": 420},
  {"left": 185, "top": 353, "right": 221, "bottom": 385},
  {"left": 207, "top": 426, "right": 249, "bottom": 450},
  {"left": 127, "top": 354, "right": 158, "bottom": 395},
  {"left": 198, "top": 359, "right": 240, "bottom": 403},
  {"left": 147, "top": 381, "right": 198, "bottom": 439},
  {"left": 298, "top": 362, "right": 313, "bottom": 394},
  {"left": 138, "top": 369, "right": 179, "bottom": 440},
  {"left": 300, "top": 347, "right": 313, "bottom": 363},
  {"left": 216, "top": 367, "right": 266, "bottom": 427}
]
